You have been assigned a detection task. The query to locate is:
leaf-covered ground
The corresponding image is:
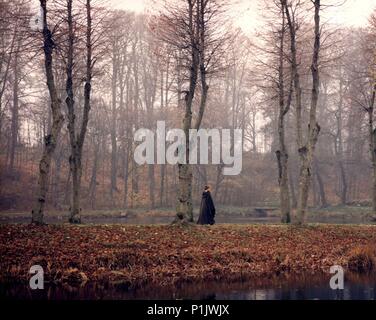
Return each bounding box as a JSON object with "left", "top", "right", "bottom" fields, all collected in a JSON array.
[{"left": 1, "top": 224, "right": 376, "bottom": 288}]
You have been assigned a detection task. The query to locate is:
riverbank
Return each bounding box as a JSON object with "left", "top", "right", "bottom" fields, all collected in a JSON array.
[{"left": 1, "top": 224, "right": 376, "bottom": 288}]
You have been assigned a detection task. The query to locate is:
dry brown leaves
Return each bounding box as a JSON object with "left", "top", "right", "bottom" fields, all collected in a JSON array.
[{"left": 1, "top": 224, "right": 375, "bottom": 288}]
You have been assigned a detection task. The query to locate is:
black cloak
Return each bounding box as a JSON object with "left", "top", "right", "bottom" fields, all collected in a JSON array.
[{"left": 197, "top": 191, "right": 216, "bottom": 225}]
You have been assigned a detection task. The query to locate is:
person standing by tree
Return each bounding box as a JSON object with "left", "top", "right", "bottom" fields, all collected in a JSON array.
[{"left": 197, "top": 185, "right": 216, "bottom": 225}]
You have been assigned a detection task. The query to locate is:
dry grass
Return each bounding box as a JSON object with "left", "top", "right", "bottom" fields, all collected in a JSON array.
[{"left": 347, "top": 245, "right": 376, "bottom": 273}]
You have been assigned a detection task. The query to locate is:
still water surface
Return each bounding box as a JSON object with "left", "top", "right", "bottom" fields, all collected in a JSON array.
[{"left": 2, "top": 274, "right": 376, "bottom": 300}]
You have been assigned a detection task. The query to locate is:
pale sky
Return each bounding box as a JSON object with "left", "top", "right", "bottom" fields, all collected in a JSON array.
[{"left": 109, "top": 0, "right": 376, "bottom": 34}]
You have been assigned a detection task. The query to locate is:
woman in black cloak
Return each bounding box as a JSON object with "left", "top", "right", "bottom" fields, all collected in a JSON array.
[{"left": 197, "top": 185, "right": 216, "bottom": 225}]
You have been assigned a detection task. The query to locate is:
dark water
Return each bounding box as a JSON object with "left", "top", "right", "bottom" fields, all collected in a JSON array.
[{"left": 2, "top": 274, "right": 376, "bottom": 300}]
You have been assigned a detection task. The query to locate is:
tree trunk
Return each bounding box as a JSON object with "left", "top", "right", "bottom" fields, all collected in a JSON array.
[
  {"left": 175, "top": 1, "right": 199, "bottom": 223},
  {"left": 89, "top": 137, "right": 100, "bottom": 209},
  {"left": 130, "top": 42, "right": 139, "bottom": 203},
  {"left": 367, "top": 94, "right": 376, "bottom": 215},
  {"left": 214, "top": 164, "right": 224, "bottom": 199},
  {"left": 314, "top": 158, "right": 328, "bottom": 208},
  {"left": 53, "top": 151, "right": 62, "bottom": 209},
  {"left": 110, "top": 40, "right": 118, "bottom": 197},
  {"left": 0, "top": 25, "right": 16, "bottom": 149},
  {"left": 286, "top": 0, "right": 321, "bottom": 224},
  {"left": 123, "top": 146, "right": 130, "bottom": 208},
  {"left": 301, "top": 0, "right": 321, "bottom": 222},
  {"left": 276, "top": 3, "right": 291, "bottom": 223},
  {"left": 32, "top": 0, "right": 64, "bottom": 225},
  {"left": 337, "top": 75, "right": 347, "bottom": 205},
  {"left": 176, "top": 83, "right": 195, "bottom": 221},
  {"left": 177, "top": 163, "right": 193, "bottom": 221},
  {"left": 312, "top": 172, "right": 318, "bottom": 207},
  {"left": 277, "top": 150, "right": 291, "bottom": 222},
  {"left": 289, "top": 169, "right": 297, "bottom": 209},
  {"left": 338, "top": 161, "right": 347, "bottom": 205},
  {"left": 65, "top": 0, "right": 80, "bottom": 223},
  {"left": 66, "top": 0, "right": 93, "bottom": 223},
  {"left": 148, "top": 165, "right": 156, "bottom": 209},
  {"left": 9, "top": 44, "right": 20, "bottom": 171},
  {"left": 160, "top": 164, "right": 166, "bottom": 207}
]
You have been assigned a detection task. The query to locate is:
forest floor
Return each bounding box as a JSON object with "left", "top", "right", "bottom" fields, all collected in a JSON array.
[{"left": 1, "top": 223, "right": 376, "bottom": 289}]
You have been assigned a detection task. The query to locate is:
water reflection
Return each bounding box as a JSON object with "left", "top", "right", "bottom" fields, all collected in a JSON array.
[{"left": 2, "top": 274, "right": 376, "bottom": 300}]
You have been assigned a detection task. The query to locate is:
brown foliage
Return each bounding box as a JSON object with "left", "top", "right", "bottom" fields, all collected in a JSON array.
[
  {"left": 1, "top": 224, "right": 376, "bottom": 288},
  {"left": 347, "top": 245, "right": 375, "bottom": 273}
]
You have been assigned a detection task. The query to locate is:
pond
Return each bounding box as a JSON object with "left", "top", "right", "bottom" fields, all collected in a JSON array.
[{"left": 2, "top": 273, "right": 376, "bottom": 300}]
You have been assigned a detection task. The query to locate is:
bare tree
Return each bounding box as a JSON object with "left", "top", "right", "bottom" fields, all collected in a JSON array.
[
  {"left": 276, "top": 0, "right": 293, "bottom": 223},
  {"left": 156, "top": 0, "right": 229, "bottom": 222},
  {"left": 365, "top": 11, "right": 376, "bottom": 216},
  {"left": 284, "top": 0, "right": 321, "bottom": 224},
  {"left": 64, "top": 0, "right": 94, "bottom": 223},
  {"left": 32, "top": 0, "right": 64, "bottom": 224}
]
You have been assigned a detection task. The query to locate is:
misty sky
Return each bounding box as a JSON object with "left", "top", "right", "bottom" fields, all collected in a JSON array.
[{"left": 109, "top": 0, "right": 376, "bottom": 34}]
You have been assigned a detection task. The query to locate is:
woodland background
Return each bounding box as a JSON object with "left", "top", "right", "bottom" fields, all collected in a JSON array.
[{"left": 0, "top": 0, "right": 375, "bottom": 214}]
